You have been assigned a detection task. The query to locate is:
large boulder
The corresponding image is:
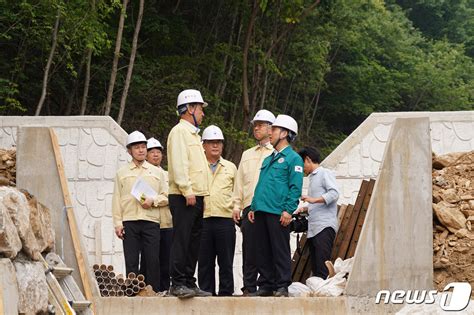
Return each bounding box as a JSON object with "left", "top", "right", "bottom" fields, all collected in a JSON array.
[
  {"left": 13, "top": 255, "right": 48, "bottom": 315},
  {"left": 0, "top": 202, "right": 21, "bottom": 258},
  {"left": 433, "top": 201, "right": 467, "bottom": 233},
  {"left": 0, "top": 187, "right": 40, "bottom": 260},
  {"left": 23, "top": 191, "right": 54, "bottom": 252},
  {"left": 440, "top": 188, "right": 461, "bottom": 204},
  {"left": 432, "top": 152, "right": 465, "bottom": 170}
]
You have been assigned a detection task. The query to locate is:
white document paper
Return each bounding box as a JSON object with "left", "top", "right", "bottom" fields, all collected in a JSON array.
[{"left": 131, "top": 177, "right": 158, "bottom": 202}]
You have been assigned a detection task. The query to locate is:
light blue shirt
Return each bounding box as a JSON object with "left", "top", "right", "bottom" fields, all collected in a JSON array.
[{"left": 307, "top": 166, "right": 339, "bottom": 238}]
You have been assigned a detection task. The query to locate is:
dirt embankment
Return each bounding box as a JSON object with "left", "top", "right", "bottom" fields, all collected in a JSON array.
[{"left": 432, "top": 151, "right": 474, "bottom": 294}]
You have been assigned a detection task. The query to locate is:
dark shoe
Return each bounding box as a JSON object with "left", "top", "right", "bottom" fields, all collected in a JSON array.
[
  {"left": 169, "top": 285, "right": 196, "bottom": 299},
  {"left": 241, "top": 288, "right": 256, "bottom": 296},
  {"left": 274, "top": 287, "right": 289, "bottom": 297},
  {"left": 191, "top": 287, "right": 212, "bottom": 297},
  {"left": 249, "top": 289, "right": 274, "bottom": 297}
]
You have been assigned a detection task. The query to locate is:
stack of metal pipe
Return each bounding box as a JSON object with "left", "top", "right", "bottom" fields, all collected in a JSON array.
[{"left": 93, "top": 264, "right": 148, "bottom": 297}]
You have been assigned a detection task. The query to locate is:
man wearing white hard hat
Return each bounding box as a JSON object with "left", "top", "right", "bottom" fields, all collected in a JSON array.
[
  {"left": 198, "top": 125, "right": 237, "bottom": 296},
  {"left": 146, "top": 138, "right": 172, "bottom": 292},
  {"left": 167, "top": 89, "right": 211, "bottom": 298},
  {"left": 112, "top": 131, "right": 168, "bottom": 292},
  {"left": 232, "top": 109, "right": 275, "bottom": 295},
  {"left": 248, "top": 114, "right": 304, "bottom": 297}
]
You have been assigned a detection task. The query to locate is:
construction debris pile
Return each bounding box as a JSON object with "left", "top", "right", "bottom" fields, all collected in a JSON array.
[
  {"left": 93, "top": 265, "right": 157, "bottom": 297},
  {"left": 0, "top": 148, "right": 16, "bottom": 186},
  {"left": 432, "top": 151, "right": 474, "bottom": 294},
  {"left": 0, "top": 185, "right": 55, "bottom": 314}
]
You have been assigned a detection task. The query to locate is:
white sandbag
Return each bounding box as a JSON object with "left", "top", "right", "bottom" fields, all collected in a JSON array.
[
  {"left": 333, "top": 257, "right": 354, "bottom": 274},
  {"left": 313, "top": 273, "right": 346, "bottom": 297},
  {"left": 288, "top": 282, "right": 312, "bottom": 297},
  {"left": 306, "top": 276, "right": 326, "bottom": 292}
]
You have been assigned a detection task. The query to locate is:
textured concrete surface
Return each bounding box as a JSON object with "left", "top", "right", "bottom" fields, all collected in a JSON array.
[
  {"left": 0, "top": 112, "right": 472, "bottom": 297},
  {"left": 322, "top": 111, "right": 474, "bottom": 204},
  {"left": 95, "top": 296, "right": 401, "bottom": 315},
  {"left": 16, "top": 127, "right": 86, "bottom": 291},
  {"left": 0, "top": 258, "right": 19, "bottom": 315},
  {"left": 346, "top": 118, "right": 433, "bottom": 296}
]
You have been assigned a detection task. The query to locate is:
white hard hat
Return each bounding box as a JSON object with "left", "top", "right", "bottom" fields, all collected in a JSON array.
[
  {"left": 147, "top": 137, "right": 163, "bottom": 150},
  {"left": 251, "top": 109, "right": 275, "bottom": 124},
  {"left": 126, "top": 131, "right": 147, "bottom": 147},
  {"left": 272, "top": 114, "right": 298, "bottom": 135},
  {"left": 177, "top": 89, "right": 208, "bottom": 108},
  {"left": 202, "top": 125, "right": 224, "bottom": 141}
]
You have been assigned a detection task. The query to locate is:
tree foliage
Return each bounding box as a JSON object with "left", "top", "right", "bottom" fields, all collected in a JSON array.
[{"left": 1, "top": 0, "right": 473, "bottom": 163}]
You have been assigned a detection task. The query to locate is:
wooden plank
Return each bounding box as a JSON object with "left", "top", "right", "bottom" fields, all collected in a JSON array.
[
  {"left": 336, "top": 180, "right": 370, "bottom": 260},
  {"left": 331, "top": 204, "right": 354, "bottom": 261},
  {"left": 49, "top": 128, "right": 95, "bottom": 313},
  {"left": 45, "top": 271, "right": 76, "bottom": 315},
  {"left": 346, "top": 179, "right": 376, "bottom": 258},
  {"left": 300, "top": 254, "right": 313, "bottom": 283},
  {"left": 291, "top": 233, "right": 307, "bottom": 279},
  {"left": 337, "top": 204, "right": 348, "bottom": 226},
  {"left": 47, "top": 285, "right": 67, "bottom": 315},
  {"left": 293, "top": 242, "right": 310, "bottom": 282}
]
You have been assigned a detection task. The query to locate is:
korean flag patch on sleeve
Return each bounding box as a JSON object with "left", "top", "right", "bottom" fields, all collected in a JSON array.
[{"left": 295, "top": 166, "right": 303, "bottom": 173}]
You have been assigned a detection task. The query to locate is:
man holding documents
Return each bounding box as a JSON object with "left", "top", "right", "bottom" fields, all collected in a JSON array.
[
  {"left": 112, "top": 131, "right": 168, "bottom": 292},
  {"left": 167, "top": 89, "right": 211, "bottom": 298}
]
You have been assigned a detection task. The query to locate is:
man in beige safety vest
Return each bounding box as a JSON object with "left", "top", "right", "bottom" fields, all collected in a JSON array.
[
  {"left": 167, "top": 89, "right": 211, "bottom": 298},
  {"left": 198, "top": 125, "right": 237, "bottom": 296},
  {"left": 146, "top": 137, "right": 172, "bottom": 292},
  {"left": 112, "top": 131, "right": 168, "bottom": 292},
  {"left": 232, "top": 109, "right": 275, "bottom": 295}
]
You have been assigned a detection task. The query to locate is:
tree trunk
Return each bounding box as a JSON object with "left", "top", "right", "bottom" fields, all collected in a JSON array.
[
  {"left": 116, "top": 0, "right": 144, "bottom": 125},
  {"left": 80, "top": 0, "right": 96, "bottom": 115},
  {"left": 104, "top": 0, "right": 129, "bottom": 116},
  {"left": 242, "top": 0, "right": 259, "bottom": 130},
  {"left": 35, "top": 7, "right": 61, "bottom": 116},
  {"left": 65, "top": 52, "right": 87, "bottom": 115},
  {"left": 307, "top": 83, "right": 321, "bottom": 137}
]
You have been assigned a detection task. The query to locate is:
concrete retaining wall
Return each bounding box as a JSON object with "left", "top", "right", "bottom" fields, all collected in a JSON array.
[
  {"left": 345, "top": 117, "right": 433, "bottom": 296},
  {"left": 0, "top": 111, "right": 472, "bottom": 299},
  {"left": 322, "top": 111, "right": 474, "bottom": 204}
]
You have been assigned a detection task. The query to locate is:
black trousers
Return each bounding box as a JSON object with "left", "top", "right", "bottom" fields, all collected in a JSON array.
[
  {"left": 169, "top": 194, "right": 204, "bottom": 288},
  {"left": 159, "top": 228, "right": 173, "bottom": 291},
  {"left": 123, "top": 220, "right": 160, "bottom": 291},
  {"left": 255, "top": 211, "right": 291, "bottom": 291},
  {"left": 308, "top": 227, "right": 336, "bottom": 279},
  {"left": 241, "top": 206, "right": 258, "bottom": 292},
  {"left": 198, "top": 217, "right": 236, "bottom": 296}
]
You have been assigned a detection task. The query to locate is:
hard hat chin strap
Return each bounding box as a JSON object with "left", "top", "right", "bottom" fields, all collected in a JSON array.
[
  {"left": 187, "top": 104, "right": 199, "bottom": 128},
  {"left": 273, "top": 129, "right": 285, "bottom": 151}
]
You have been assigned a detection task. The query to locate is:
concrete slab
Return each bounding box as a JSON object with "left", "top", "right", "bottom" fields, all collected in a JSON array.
[
  {"left": 95, "top": 296, "right": 401, "bottom": 315},
  {"left": 0, "top": 258, "right": 19, "bottom": 314},
  {"left": 346, "top": 118, "right": 433, "bottom": 296},
  {"left": 15, "top": 127, "right": 99, "bottom": 296}
]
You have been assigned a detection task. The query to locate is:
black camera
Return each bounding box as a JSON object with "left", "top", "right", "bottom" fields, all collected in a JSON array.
[{"left": 289, "top": 214, "right": 308, "bottom": 233}]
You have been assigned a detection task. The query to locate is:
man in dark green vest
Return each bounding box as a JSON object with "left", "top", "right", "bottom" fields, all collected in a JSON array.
[{"left": 248, "top": 114, "right": 304, "bottom": 297}]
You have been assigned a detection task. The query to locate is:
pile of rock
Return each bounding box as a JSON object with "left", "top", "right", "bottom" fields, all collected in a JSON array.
[
  {"left": 0, "top": 185, "right": 55, "bottom": 314},
  {"left": 0, "top": 148, "right": 16, "bottom": 186},
  {"left": 432, "top": 151, "right": 474, "bottom": 294}
]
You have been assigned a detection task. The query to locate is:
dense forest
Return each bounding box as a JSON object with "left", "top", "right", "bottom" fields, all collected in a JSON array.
[{"left": 1, "top": 0, "right": 473, "bottom": 161}]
